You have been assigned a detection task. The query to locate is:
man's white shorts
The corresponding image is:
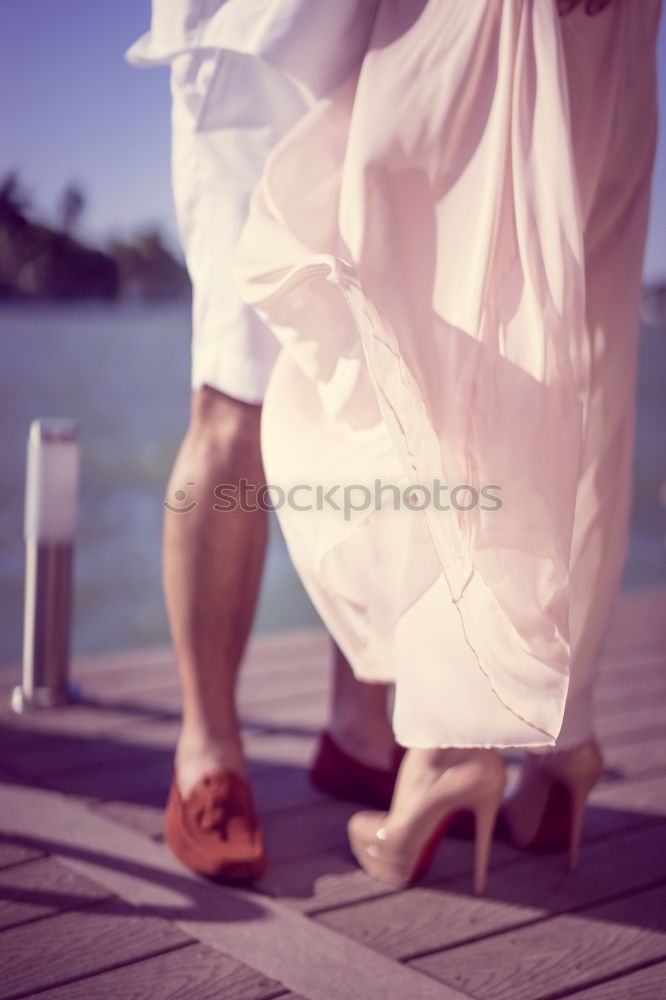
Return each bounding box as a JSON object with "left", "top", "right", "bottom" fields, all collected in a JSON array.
[
  {"left": 171, "top": 50, "right": 308, "bottom": 403},
  {"left": 127, "top": 0, "right": 378, "bottom": 404}
]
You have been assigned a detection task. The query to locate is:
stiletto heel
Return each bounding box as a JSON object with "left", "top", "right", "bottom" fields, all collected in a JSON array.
[
  {"left": 347, "top": 748, "right": 505, "bottom": 894},
  {"left": 473, "top": 789, "right": 503, "bottom": 895},
  {"left": 500, "top": 737, "right": 603, "bottom": 870},
  {"left": 568, "top": 779, "right": 591, "bottom": 873},
  {"left": 555, "top": 740, "right": 604, "bottom": 872}
]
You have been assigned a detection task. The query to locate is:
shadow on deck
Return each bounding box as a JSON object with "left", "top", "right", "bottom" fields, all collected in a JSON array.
[{"left": 0, "top": 587, "right": 665, "bottom": 1000}]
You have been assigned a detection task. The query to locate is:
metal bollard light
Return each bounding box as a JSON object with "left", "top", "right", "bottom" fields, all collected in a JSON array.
[{"left": 12, "top": 419, "right": 80, "bottom": 712}]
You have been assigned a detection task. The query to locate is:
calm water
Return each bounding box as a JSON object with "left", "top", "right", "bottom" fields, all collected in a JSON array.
[
  {"left": 0, "top": 303, "right": 664, "bottom": 665},
  {"left": 0, "top": 303, "right": 319, "bottom": 666}
]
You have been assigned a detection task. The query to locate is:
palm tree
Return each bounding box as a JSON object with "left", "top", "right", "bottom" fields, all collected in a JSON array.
[
  {"left": 0, "top": 171, "right": 30, "bottom": 222},
  {"left": 58, "top": 183, "right": 86, "bottom": 234}
]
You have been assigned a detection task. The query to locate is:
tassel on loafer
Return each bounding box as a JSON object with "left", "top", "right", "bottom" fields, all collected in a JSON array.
[{"left": 164, "top": 768, "right": 266, "bottom": 882}]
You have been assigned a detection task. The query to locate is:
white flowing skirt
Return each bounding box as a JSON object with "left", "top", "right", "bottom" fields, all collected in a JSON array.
[
  {"left": 235, "top": 0, "right": 661, "bottom": 748},
  {"left": 129, "top": 0, "right": 661, "bottom": 749}
]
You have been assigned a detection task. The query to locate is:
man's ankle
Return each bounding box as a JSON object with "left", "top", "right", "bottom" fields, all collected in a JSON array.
[
  {"left": 175, "top": 732, "right": 247, "bottom": 796},
  {"left": 326, "top": 718, "right": 397, "bottom": 771}
]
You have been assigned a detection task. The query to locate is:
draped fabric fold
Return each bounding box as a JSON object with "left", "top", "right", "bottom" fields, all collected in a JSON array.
[
  {"left": 234, "top": 0, "right": 660, "bottom": 747},
  {"left": 128, "top": 0, "right": 660, "bottom": 748},
  {"left": 126, "top": 0, "right": 381, "bottom": 104}
]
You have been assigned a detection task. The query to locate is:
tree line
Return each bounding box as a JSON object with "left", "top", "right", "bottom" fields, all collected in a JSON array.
[{"left": 0, "top": 172, "right": 191, "bottom": 303}]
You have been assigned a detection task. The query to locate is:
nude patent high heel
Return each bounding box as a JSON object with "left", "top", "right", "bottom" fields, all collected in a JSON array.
[
  {"left": 499, "top": 737, "right": 604, "bottom": 872},
  {"left": 347, "top": 749, "right": 506, "bottom": 896}
]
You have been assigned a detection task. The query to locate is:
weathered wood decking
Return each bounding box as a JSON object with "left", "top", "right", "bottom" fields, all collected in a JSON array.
[{"left": 0, "top": 587, "right": 665, "bottom": 1000}]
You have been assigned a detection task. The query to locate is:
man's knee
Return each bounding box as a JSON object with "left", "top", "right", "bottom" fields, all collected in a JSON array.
[{"left": 188, "top": 384, "right": 262, "bottom": 452}]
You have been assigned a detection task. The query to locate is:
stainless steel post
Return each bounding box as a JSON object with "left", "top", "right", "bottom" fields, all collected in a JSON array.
[{"left": 12, "top": 419, "right": 80, "bottom": 712}]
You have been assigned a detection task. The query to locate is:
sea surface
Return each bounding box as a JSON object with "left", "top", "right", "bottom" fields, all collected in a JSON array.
[{"left": 0, "top": 303, "right": 664, "bottom": 666}]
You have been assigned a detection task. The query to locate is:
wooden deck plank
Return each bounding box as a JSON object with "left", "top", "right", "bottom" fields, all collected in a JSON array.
[
  {"left": 0, "top": 587, "right": 664, "bottom": 999},
  {"left": 7, "top": 750, "right": 659, "bottom": 853},
  {"left": 557, "top": 958, "right": 666, "bottom": 999},
  {"left": 7, "top": 691, "right": 660, "bottom": 817},
  {"left": 586, "top": 770, "right": 666, "bottom": 817},
  {"left": 3, "top": 631, "right": 660, "bottom": 720},
  {"left": 313, "top": 821, "right": 666, "bottom": 959},
  {"left": 16, "top": 941, "right": 295, "bottom": 1000},
  {"left": 28, "top": 727, "right": 324, "bottom": 804},
  {"left": 1, "top": 705, "right": 327, "bottom": 778},
  {"left": 0, "top": 680, "right": 318, "bottom": 748},
  {"left": 596, "top": 703, "right": 666, "bottom": 745},
  {"left": 16, "top": 731, "right": 318, "bottom": 803},
  {"left": 596, "top": 732, "right": 666, "bottom": 784},
  {"left": 594, "top": 675, "right": 666, "bottom": 714},
  {"left": 260, "top": 800, "right": 357, "bottom": 864},
  {"left": 89, "top": 728, "right": 665, "bottom": 851},
  {"left": 408, "top": 883, "right": 666, "bottom": 1000},
  {"left": 599, "top": 651, "right": 666, "bottom": 677},
  {"left": 3, "top": 579, "right": 657, "bottom": 691},
  {"left": 2, "top": 650, "right": 661, "bottom": 752},
  {"left": 0, "top": 627, "right": 327, "bottom": 690},
  {"left": 0, "top": 778, "right": 470, "bottom": 1000},
  {"left": 0, "top": 838, "right": 45, "bottom": 871},
  {"left": 66, "top": 671, "right": 328, "bottom": 719},
  {"left": 601, "top": 587, "right": 666, "bottom": 648},
  {"left": 0, "top": 578, "right": 646, "bottom": 688},
  {"left": 5, "top": 656, "right": 659, "bottom": 754},
  {"left": 256, "top": 834, "right": 519, "bottom": 914},
  {"left": 93, "top": 763, "right": 329, "bottom": 839},
  {"left": 0, "top": 629, "right": 329, "bottom": 716},
  {"left": 38, "top": 748, "right": 174, "bottom": 802},
  {"left": 596, "top": 659, "right": 665, "bottom": 692},
  {"left": 0, "top": 709, "right": 323, "bottom": 785},
  {"left": 67, "top": 654, "right": 327, "bottom": 707},
  {"left": 0, "top": 648, "right": 175, "bottom": 696},
  {"left": 0, "top": 703, "right": 169, "bottom": 748},
  {"left": 0, "top": 855, "right": 112, "bottom": 931},
  {"left": 264, "top": 798, "right": 507, "bottom": 871},
  {"left": 570, "top": 798, "right": 664, "bottom": 844},
  {"left": 240, "top": 688, "right": 329, "bottom": 731},
  {"left": 600, "top": 642, "right": 666, "bottom": 671},
  {"left": 0, "top": 897, "right": 191, "bottom": 1000},
  {"left": 0, "top": 726, "right": 175, "bottom": 777},
  {"left": 43, "top": 750, "right": 174, "bottom": 801},
  {"left": 600, "top": 628, "right": 666, "bottom": 670},
  {"left": 90, "top": 789, "right": 168, "bottom": 837},
  {"left": 0, "top": 684, "right": 327, "bottom": 784}
]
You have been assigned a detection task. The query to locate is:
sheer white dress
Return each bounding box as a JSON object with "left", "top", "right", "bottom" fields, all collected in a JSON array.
[{"left": 131, "top": 0, "right": 662, "bottom": 749}]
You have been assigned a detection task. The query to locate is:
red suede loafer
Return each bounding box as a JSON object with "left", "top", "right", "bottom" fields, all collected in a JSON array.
[
  {"left": 309, "top": 730, "right": 406, "bottom": 810},
  {"left": 164, "top": 769, "right": 266, "bottom": 882}
]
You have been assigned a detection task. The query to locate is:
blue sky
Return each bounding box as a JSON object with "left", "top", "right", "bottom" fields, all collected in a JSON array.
[{"left": 1, "top": 0, "right": 664, "bottom": 279}]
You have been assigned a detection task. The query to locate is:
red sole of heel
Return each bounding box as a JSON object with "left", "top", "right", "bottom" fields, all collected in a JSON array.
[
  {"left": 528, "top": 780, "right": 573, "bottom": 852},
  {"left": 409, "top": 810, "right": 461, "bottom": 882}
]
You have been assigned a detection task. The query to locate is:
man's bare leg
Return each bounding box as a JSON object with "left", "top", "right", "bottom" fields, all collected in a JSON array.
[
  {"left": 163, "top": 386, "right": 266, "bottom": 796},
  {"left": 326, "top": 642, "right": 397, "bottom": 771},
  {"left": 163, "top": 384, "right": 396, "bottom": 798}
]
